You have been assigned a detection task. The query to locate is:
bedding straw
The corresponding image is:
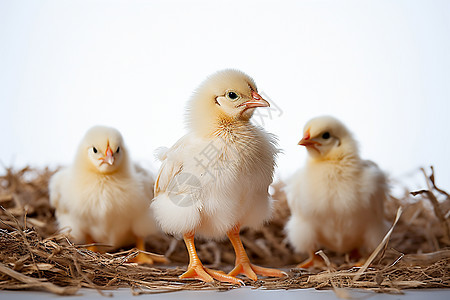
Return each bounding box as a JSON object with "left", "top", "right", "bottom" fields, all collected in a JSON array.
[{"left": 0, "top": 166, "right": 448, "bottom": 295}]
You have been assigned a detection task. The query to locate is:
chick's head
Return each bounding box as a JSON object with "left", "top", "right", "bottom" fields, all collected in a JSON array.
[
  {"left": 187, "top": 69, "right": 269, "bottom": 134},
  {"left": 78, "top": 126, "right": 127, "bottom": 174},
  {"left": 298, "top": 116, "right": 358, "bottom": 161}
]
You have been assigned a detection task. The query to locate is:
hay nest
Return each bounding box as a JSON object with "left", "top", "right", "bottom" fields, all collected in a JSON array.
[{"left": 0, "top": 166, "right": 449, "bottom": 295}]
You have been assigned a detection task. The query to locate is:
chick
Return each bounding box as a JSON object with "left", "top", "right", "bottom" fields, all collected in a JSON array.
[
  {"left": 152, "top": 69, "right": 284, "bottom": 284},
  {"left": 49, "top": 126, "right": 165, "bottom": 264},
  {"left": 285, "top": 116, "right": 388, "bottom": 268}
]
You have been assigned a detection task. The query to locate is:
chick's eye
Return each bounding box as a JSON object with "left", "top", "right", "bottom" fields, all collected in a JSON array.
[
  {"left": 116, "top": 146, "right": 120, "bottom": 153},
  {"left": 226, "top": 91, "right": 239, "bottom": 101},
  {"left": 322, "top": 132, "right": 330, "bottom": 139},
  {"left": 92, "top": 147, "right": 98, "bottom": 153}
]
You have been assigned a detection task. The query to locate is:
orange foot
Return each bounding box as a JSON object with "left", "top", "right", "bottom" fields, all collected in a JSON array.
[
  {"left": 296, "top": 252, "right": 323, "bottom": 269},
  {"left": 229, "top": 261, "right": 286, "bottom": 281},
  {"left": 180, "top": 232, "right": 243, "bottom": 285},
  {"left": 348, "top": 249, "right": 364, "bottom": 267},
  {"left": 180, "top": 263, "right": 243, "bottom": 285},
  {"left": 352, "top": 259, "right": 365, "bottom": 268},
  {"left": 128, "top": 236, "right": 168, "bottom": 265},
  {"left": 128, "top": 252, "right": 168, "bottom": 265},
  {"left": 227, "top": 225, "right": 286, "bottom": 281},
  {"left": 296, "top": 256, "right": 315, "bottom": 269},
  {"left": 297, "top": 250, "right": 341, "bottom": 269},
  {"left": 85, "top": 234, "right": 99, "bottom": 252},
  {"left": 87, "top": 245, "right": 98, "bottom": 252}
]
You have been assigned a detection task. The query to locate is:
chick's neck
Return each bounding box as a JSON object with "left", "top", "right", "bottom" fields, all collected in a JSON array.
[
  {"left": 189, "top": 104, "right": 250, "bottom": 139},
  {"left": 212, "top": 113, "right": 255, "bottom": 140},
  {"left": 309, "top": 148, "right": 360, "bottom": 167}
]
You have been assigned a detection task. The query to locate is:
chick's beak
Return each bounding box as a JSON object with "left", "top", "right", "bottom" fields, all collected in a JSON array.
[
  {"left": 298, "top": 138, "right": 321, "bottom": 147},
  {"left": 101, "top": 146, "right": 115, "bottom": 166},
  {"left": 243, "top": 91, "right": 270, "bottom": 109},
  {"left": 298, "top": 129, "right": 321, "bottom": 148}
]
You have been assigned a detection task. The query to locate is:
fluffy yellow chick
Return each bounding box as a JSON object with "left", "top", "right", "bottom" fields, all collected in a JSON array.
[
  {"left": 152, "top": 69, "right": 284, "bottom": 284},
  {"left": 285, "top": 116, "right": 389, "bottom": 268},
  {"left": 49, "top": 126, "right": 165, "bottom": 264}
]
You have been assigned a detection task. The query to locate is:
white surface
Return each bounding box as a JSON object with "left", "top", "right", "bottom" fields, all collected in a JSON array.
[
  {"left": 1, "top": 288, "right": 450, "bottom": 300},
  {"left": 0, "top": 0, "right": 449, "bottom": 190}
]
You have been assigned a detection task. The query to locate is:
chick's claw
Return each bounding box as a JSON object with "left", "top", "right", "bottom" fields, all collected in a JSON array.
[
  {"left": 249, "top": 264, "right": 286, "bottom": 278},
  {"left": 85, "top": 235, "right": 99, "bottom": 253},
  {"left": 129, "top": 237, "right": 168, "bottom": 265},
  {"left": 229, "top": 262, "right": 285, "bottom": 280},
  {"left": 86, "top": 245, "right": 99, "bottom": 252},
  {"left": 351, "top": 258, "right": 366, "bottom": 268},
  {"left": 229, "top": 262, "right": 257, "bottom": 281},
  {"left": 180, "top": 265, "right": 214, "bottom": 282},
  {"left": 296, "top": 252, "right": 323, "bottom": 269},
  {"left": 296, "top": 256, "right": 316, "bottom": 269},
  {"left": 180, "top": 265, "right": 243, "bottom": 285},
  {"left": 128, "top": 252, "right": 168, "bottom": 265}
]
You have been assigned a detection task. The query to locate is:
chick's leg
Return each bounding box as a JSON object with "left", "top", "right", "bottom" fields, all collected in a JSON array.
[
  {"left": 180, "top": 232, "right": 242, "bottom": 285},
  {"left": 227, "top": 225, "right": 285, "bottom": 280},
  {"left": 128, "top": 236, "right": 168, "bottom": 265}
]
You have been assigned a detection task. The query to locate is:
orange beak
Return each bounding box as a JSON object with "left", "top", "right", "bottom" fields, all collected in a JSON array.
[
  {"left": 100, "top": 146, "right": 114, "bottom": 166},
  {"left": 242, "top": 91, "right": 270, "bottom": 109},
  {"left": 298, "top": 128, "right": 321, "bottom": 153}
]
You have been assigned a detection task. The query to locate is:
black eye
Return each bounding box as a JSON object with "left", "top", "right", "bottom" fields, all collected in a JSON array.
[
  {"left": 227, "top": 91, "right": 239, "bottom": 100},
  {"left": 116, "top": 146, "right": 120, "bottom": 153},
  {"left": 322, "top": 132, "right": 330, "bottom": 139},
  {"left": 93, "top": 147, "right": 98, "bottom": 153}
]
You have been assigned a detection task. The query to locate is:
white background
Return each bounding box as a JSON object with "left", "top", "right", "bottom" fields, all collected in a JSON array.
[{"left": 1, "top": 0, "right": 449, "bottom": 190}]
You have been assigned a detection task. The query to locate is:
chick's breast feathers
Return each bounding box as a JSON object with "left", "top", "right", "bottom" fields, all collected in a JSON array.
[
  {"left": 50, "top": 162, "right": 158, "bottom": 248},
  {"left": 152, "top": 124, "right": 278, "bottom": 239}
]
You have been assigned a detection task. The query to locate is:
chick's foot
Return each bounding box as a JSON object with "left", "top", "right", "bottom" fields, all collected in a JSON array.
[
  {"left": 229, "top": 262, "right": 286, "bottom": 280},
  {"left": 180, "top": 264, "right": 243, "bottom": 285},
  {"left": 128, "top": 252, "right": 168, "bottom": 265}
]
